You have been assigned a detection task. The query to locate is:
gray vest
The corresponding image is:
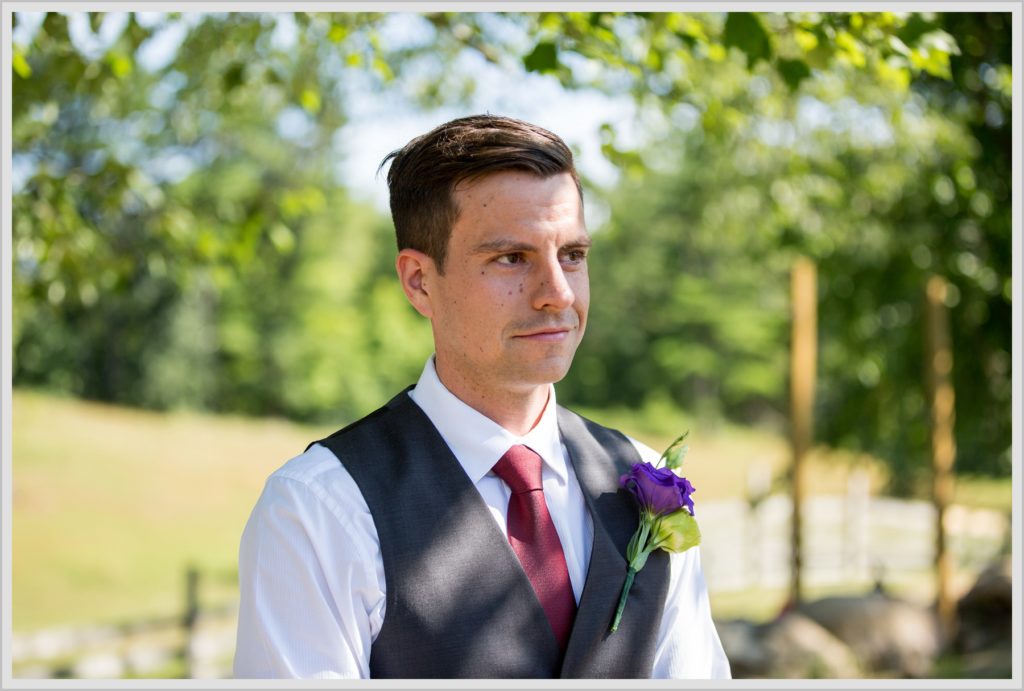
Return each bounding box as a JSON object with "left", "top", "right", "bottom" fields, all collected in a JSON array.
[{"left": 315, "top": 388, "right": 669, "bottom": 678}]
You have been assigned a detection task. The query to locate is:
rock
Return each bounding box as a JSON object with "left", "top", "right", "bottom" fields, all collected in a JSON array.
[
  {"left": 716, "top": 613, "right": 861, "bottom": 678},
  {"left": 25, "top": 628, "right": 77, "bottom": 660},
  {"left": 715, "top": 618, "right": 768, "bottom": 677},
  {"left": 72, "top": 652, "right": 124, "bottom": 679},
  {"left": 799, "top": 592, "right": 940, "bottom": 678},
  {"left": 958, "top": 642, "right": 1013, "bottom": 678},
  {"left": 759, "top": 612, "right": 862, "bottom": 678},
  {"left": 125, "top": 645, "right": 171, "bottom": 676},
  {"left": 956, "top": 558, "right": 1011, "bottom": 654}
]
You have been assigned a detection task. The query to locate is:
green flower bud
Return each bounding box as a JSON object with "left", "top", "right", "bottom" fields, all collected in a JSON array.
[{"left": 653, "top": 508, "right": 701, "bottom": 553}]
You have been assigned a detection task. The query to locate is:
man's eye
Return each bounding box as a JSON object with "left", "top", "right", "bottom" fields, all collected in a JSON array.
[
  {"left": 496, "top": 253, "right": 524, "bottom": 265},
  {"left": 563, "top": 250, "right": 588, "bottom": 264}
]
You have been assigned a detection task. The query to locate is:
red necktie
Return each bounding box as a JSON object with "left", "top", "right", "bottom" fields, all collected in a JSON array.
[{"left": 492, "top": 444, "right": 577, "bottom": 652}]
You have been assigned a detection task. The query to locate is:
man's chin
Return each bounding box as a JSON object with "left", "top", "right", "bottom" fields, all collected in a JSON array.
[{"left": 507, "top": 357, "right": 575, "bottom": 388}]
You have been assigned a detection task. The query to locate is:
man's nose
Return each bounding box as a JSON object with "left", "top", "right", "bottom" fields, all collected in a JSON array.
[{"left": 531, "top": 256, "right": 575, "bottom": 311}]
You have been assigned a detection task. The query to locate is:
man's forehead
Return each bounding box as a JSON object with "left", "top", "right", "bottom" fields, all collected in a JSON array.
[
  {"left": 448, "top": 171, "right": 586, "bottom": 242},
  {"left": 453, "top": 169, "right": 579, "bottom": 196}
]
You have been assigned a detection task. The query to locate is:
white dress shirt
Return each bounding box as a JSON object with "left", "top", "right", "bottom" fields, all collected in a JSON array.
[{"left": 234, "top": 357, "right": 731, "bottom": 679}]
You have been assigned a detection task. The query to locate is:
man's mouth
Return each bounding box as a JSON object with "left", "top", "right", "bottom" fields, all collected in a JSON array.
[{"left": 514, "top": 326, "right": 574, "bottom": 341}]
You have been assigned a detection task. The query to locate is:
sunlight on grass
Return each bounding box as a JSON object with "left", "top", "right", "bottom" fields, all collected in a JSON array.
[{"left": 12, "top": 389, "right": 335, "bottom": 630}]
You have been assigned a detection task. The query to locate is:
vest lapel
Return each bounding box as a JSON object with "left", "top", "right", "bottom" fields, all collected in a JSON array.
[{"left": 557, "top": 407, "right": 668, "bottom": 678}]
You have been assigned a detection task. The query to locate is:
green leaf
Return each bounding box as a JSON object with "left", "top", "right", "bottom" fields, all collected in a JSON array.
[
  {"left": 523, "top": 41, "right": 559, "bottom": 73},
  {"left": 328, "top": 23, "right": 349, "bottom": 43},
  {"left": 223, "top": 63, "right": 245, "bottom": 91},
  {"left": 919, "top": 30, "right": 961, "bottom": 56},
  {"left": 887, "top": 35, "right": 912, "bottom": 57},
  {"left": 777, "top": 58, "right": 811, "bottom": 91},
  {"left": 836, "top": 30, "right": 866, "bottom": 68},
  {"left": 653, "top": 509, "right": 701, "bottom": 553},
  {"left": 660, "top": 430, "right": 690, "bottom": 470},
  {"left": 722, "top": 12, "right": 772, "bottom": 67},
  {"left": 625, "top": 524, "right": 640, "bottom": 561},
  {"left": 896, "top": 13, "right": 934, "bottom": 46},
  {"left": 269, "top": 223, "right": 295, "bottom": 254},
  {"left": 300, "top": 87, "right": 321, "bottom": 114},
  {"left": 629, "top": 547, "right": 653, "bottom": 571},
  {"left": 106, "top": 52, "right": 133, "bottom": 79},
  {"left": 13, "top": 50, "right": 31, "bottom": 79}
]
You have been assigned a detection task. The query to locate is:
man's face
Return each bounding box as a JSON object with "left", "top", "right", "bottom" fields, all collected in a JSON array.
[{"left": 421, "top": 171, "right": 590, "bottom": 400}]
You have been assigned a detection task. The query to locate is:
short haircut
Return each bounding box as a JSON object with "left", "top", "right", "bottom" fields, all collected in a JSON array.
[{"left": 379, "top": 114, "right": 582, "bottom": 273}]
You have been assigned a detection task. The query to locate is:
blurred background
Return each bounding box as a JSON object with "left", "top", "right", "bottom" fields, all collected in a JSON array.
[{"left": 8, "top": 10, "right": 1014, "bottom": 679}]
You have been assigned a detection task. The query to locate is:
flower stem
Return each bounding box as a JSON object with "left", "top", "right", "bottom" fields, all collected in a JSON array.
[{"left": 609, "top": 567, "right": 637, "bottom": 633}]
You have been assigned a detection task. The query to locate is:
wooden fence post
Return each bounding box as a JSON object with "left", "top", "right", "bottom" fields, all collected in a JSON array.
[
  {"left": 789, "top": 256, "right": 817, "bottom": 607},
  {"left": 925, "top": 275, "right": 957, "bottom": 646},
  {"left": 183, "top": 566, "right": 200, "bottom": 678}
]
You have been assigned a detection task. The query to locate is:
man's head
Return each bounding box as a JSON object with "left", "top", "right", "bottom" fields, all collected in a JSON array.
[
  {"left": 384, "top": 116, "right": 590, "bottom": 414},
  {"left": 380, "top": 114, "right": 582, "bottom": 274}
]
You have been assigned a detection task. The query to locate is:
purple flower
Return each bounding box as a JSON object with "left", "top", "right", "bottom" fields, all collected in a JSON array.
[{"left": 619, "top": 462, "right": 695, "bottom": 516}]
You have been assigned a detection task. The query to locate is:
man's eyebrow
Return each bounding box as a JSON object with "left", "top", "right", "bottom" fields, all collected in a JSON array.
[
  {"left": 471, "top": 239, "right": 537, "bottom": 255},
  {"left": 564, "top": 236, "right": 593, "bottom": 249},
  {"left": 471, "top": 236, "right": 593, "bottom": 255}
]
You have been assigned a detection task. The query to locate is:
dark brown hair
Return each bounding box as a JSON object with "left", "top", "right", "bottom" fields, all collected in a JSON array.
[{"left": 379, "top": 114, "right": 582, "bottom": 273}]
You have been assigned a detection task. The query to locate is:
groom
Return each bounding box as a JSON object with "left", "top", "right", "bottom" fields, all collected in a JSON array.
[{"left": 234, "top": 115, "right": 730, "bottom": 678}]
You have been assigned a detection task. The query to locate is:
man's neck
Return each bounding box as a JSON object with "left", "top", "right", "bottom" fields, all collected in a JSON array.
[{"left": 433, "top": 362, "right": 550, "bottom": 437}]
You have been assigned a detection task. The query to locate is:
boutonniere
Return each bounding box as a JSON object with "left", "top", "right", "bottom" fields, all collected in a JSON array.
[{"left": 610, "top": 431, "right": 700, "bottom": 633}]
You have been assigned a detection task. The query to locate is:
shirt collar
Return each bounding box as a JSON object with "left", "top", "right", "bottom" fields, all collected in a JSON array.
[{"left": 407, "top": 356, "right": 568, "bottom": 486}]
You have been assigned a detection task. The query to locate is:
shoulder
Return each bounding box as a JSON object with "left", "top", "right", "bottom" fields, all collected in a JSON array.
[
  {"left": 317, "top": 388, "right": 415, "bottom": 447},
  {"left": 271, "top": 441, "right": 346, "bottom": 485},
  {"left": 556, "top": 406, "right": 662, "bottom": 466},
  {"left": 253, "top": 443, "right": 374, "bottom": 539},
  {"left": 623, "top": 434, "right": 662, "bottom": 466}
]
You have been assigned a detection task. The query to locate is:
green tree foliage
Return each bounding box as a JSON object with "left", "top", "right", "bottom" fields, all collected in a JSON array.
[
  {"left": 11, "top": 12, "right": 1011, "bottom": 487},
  {"left": 12, "top": 12, "right": 432, "bottom": 422}
]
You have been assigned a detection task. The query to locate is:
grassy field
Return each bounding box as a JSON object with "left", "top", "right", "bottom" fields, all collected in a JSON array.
[
  {"left": 12, "top": 389, "right": 336, "bottom": 631},
  {"left": 10, "top": 388, "right": 1012, "bottom": 632}
]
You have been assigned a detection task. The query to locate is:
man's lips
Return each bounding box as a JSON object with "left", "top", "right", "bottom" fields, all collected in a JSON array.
[{"left": 513, "top": 326, "right": 574, "bottom": 341}]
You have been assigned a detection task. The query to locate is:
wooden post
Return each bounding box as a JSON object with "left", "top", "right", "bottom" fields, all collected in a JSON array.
[
  {"left": 925, "top": 275, "right": 957, "bottom": 646},
  {"left": 183, "top": 566, "right": 200, "bottom": 678},
  {"left": 789, "top": 257, "right": 817, "bottom": 607}
]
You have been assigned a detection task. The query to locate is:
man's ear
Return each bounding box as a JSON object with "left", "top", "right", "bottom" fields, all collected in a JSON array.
[{"left": 396, "top": 248, "right": 436, "bottom": 319}]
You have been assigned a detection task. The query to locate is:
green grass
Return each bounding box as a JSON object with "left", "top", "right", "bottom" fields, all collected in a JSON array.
[
  {"left": 11, "top": 389, "right": 1012, "bottom": 632},
  {"left": 952, "top": 475, "right": 1015, "bottom": 513},
  {"left": 12, "top": 389, "right": 336, "bottom": 631}
]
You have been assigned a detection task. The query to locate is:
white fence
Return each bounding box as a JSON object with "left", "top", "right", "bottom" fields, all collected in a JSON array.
[{"left": 698, "top": 492, "right": 1009, "bottom": 593}]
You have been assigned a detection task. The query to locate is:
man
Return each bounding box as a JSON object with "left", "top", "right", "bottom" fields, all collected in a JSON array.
[{"left": 234, "top": 115, "right": 731, "bottom": 679}]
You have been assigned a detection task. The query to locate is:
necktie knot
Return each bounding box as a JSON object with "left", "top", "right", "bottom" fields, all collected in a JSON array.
[{"left": 492, "top": 444, "right": 543, "bottom": 494}]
